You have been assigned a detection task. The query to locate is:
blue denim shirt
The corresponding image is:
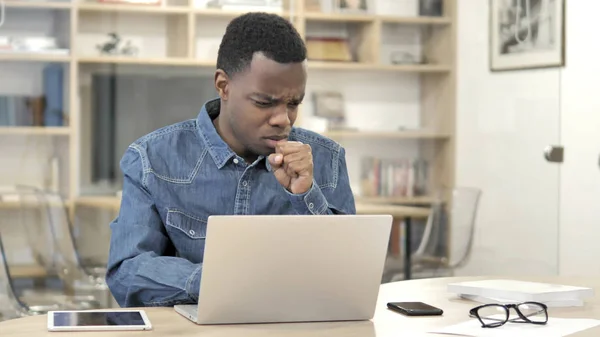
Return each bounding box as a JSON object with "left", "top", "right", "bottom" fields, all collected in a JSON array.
[{"left": 106, "top": 98, "right": 356, "bottom": 307}]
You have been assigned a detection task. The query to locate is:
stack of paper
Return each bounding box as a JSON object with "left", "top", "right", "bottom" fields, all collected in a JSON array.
[{"left": 447, "top": 279, "right": 595, "bottom": 308}]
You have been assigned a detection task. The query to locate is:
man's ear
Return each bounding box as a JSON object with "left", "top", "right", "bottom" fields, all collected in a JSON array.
[{"left": 215, "top": 69, "right": 229, "bottom": 100}]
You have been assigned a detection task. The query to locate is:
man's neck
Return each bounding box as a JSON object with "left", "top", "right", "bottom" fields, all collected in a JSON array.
[{"left": 212, "top": 111, "right": 257, "bottom": 164}]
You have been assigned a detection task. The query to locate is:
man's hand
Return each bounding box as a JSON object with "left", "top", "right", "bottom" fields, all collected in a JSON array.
[{"left": 268, "top": 141, "right": 313, "bottom": 195}]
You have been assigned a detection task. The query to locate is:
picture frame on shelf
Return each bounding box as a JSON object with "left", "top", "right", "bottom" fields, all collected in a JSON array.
[{"left": 490, "top": 0, "right": 565, "bottom": 71}]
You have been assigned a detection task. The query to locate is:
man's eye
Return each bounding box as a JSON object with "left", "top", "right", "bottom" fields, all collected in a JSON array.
[
  {"left": 288, "top": 102, "right": 301, "bottom": 108},
  {"left": 254, "top": 101, "right": 272, "bottom": 107}
]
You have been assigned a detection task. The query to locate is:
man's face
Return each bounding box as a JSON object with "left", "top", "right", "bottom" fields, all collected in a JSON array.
[{"left": 216, "top": 53, "right": 307, "bottom": 160}]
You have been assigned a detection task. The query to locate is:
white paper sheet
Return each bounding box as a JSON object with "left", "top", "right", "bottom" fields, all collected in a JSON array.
[{"left": 429, "top": 317, "right": 600, "bottom": 337}]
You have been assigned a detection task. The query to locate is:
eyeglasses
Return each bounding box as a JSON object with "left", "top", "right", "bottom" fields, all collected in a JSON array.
[{"left": 469, "top": 302, "right": 548, "bottom": 328}]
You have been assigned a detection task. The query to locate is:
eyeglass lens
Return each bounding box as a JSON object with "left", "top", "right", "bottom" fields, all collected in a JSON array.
[
  {"left": 476, "top": 303, "right": 547, "bottom": 327},
  {"left": 476, "top": 305, "right": 509, "bottom": 327},
  {"left": 516, "top": 303, "right": 547, "bottom": 323}
]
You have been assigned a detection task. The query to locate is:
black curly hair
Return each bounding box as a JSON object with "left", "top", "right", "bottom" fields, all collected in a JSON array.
[{"left": 216, "top": 12, "right": 307, "bottom": 77}]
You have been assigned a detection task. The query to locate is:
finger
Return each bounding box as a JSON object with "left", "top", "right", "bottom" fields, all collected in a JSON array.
[
  {"left": 276, "top": 141, "right": 309, "bottom": 156},
  {"left": 282, "top": 150, "right": 311, "bottom": 165},
  {"left": 273, "top": 167, "right": 291, "bottom": 188},
  {"left": 268, "top": 153, "right": 283, "bottom": 168},
  {"left": 284, "top": 158, "right": 313, "bottom": 177}
]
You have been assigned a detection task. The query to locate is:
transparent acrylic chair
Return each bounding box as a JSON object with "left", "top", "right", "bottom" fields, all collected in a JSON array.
[
  {"left": 0, "top": 233, "right": 94, "bottom": 322},
  {"left": 385, "top": 187, "right": 482, "bottom": 282},
  {"left": 13, "top": 186, "right": 114, "bottom": 308},
  {"left": 0, "top": 187, "right": 103, "bottom": 310}
]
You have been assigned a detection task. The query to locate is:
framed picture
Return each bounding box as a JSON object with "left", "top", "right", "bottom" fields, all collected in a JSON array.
[{"left": 490, "top": 0, "right": 565, "bottom": 71}]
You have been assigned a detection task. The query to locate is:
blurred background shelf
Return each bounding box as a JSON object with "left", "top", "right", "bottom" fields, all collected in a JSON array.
[
  {"left": 0, "top": 53, "right": 72, "bottom": 62},
  {"left": 77, "top": 2, "right": 189, "bottom": 14},
  {"left": 354, "top": 195, "right": 436, "bottom": 205},
  {"left": 0, "top": 127, "right": 70, "bottom": 136},
  {"left": 323, "top": 130, "right": 451, "bottom": 140},
  {"left": 3, "top": 0, "right": 72, "bottom": 9}
]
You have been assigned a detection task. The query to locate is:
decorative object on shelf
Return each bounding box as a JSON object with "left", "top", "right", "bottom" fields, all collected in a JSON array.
[
  {"left": 312, "top": 91, "right": 353, "bottom": 131},
  {"left": 96, "top": 33, "right": 139, "bottom": 56},
  {"left": 390, "top": 51, "right": 428, "bottom": 65},
  {"left": 490, "top": 0, "right": 565, "bottom": 71},
  {"left": 419, "top": 0, "right": 442, "bottom": 16},
  {"left": 306, "top": 37, "right": 353, "bottom": 62},
  {"left": 335, "top": 0, "right": 367, "bottom": 12}
]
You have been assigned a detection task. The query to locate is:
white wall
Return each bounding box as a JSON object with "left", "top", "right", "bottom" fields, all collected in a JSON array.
[{"left": 455, "top": 0, "right": 563, "bottom": 276}]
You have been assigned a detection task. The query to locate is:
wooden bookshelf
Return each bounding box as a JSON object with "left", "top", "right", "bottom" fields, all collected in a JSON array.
[{"left": 0, "top": 0, "right": 457, "bottom": 232}]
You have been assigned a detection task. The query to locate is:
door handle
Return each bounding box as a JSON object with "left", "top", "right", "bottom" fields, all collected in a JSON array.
[{"left": 544, "top": 145, "right": 563, "bottom": 163}]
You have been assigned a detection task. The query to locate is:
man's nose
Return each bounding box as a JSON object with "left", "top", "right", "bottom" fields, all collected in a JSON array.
[{"left": 269, "top": 105, "right": 291, "bottom": 127}]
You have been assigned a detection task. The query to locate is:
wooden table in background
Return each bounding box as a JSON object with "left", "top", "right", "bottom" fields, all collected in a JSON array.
[
  {"left": 3, "top": 276, "right": 600, "bottom": 336},
  {"left": 356, "top": 202, "right": 431, "bottom": 280}
]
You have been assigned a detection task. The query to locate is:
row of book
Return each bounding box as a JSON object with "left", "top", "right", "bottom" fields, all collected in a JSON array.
[
  {"left": 360, "top": 157, "right": 429, "bottom": 198},
  {"left": 0, "top": 65, "right": 65, "bottom": 127}
]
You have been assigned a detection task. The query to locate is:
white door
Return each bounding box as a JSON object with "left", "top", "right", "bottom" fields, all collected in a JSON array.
[
  {"left": 558, "top": 1, "right": 600, "bottom": 276},
  {"left": 456, "top": 0, "right": 562, "bottom": 276}
]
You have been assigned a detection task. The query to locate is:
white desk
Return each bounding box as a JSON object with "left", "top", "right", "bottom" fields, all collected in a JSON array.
[{"left": 2, "top": 276, "right": 600, "bottom": 336}]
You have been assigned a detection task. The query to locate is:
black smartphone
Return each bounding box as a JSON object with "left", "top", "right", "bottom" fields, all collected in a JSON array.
[{"left": 387, "top": 302, "right": 443, "bottom": 316}]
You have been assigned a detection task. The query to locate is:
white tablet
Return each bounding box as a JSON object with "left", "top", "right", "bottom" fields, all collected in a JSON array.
[{"left": 47, "top": 310, "right": 152, "bottom": 332}]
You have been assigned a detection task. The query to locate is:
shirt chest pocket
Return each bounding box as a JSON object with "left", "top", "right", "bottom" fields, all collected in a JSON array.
[{"left": 165, "top": 209, "right": 208, "bottom": 263}]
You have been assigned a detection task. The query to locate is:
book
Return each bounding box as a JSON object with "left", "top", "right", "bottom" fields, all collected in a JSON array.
[
  {"left": 448, "top": 279, "right": 595, "bottom": 303},
  {"left": 459, "top": 294, "right": 585, "bottom": 308}
]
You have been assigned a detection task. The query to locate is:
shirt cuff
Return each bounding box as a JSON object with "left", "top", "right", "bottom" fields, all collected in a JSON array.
[
  {"left": 185, "top": 265, "right": 203, "bottom": 301},
  {"left": 287, "top": 181, "right": 329, "bottom": 215}
]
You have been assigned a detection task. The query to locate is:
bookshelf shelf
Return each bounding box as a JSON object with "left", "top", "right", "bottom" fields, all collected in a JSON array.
[
  {"left": 307, "top": 61, "right": 450, "bottom": 73},
  {"left": 77, "top": 3, "right": 189, "bottom": 14},
  {"left": 3, "top": 1, "right": 72, "bottom": 9},
  {"left": 195, "top": 8, "right": 289, "bottom": 18},
  {"left": 0, "top": 127, "right": 70, "bottom": 136},
  {"left": 323, "top": 130, "right": 451, "bottom": 140},
  {"left": 380, "top": 15, "right": 452, "bottom": 25},
  {"left": 304, "top": 12, "right": 375, "bottom": 23},
  {"left": 0, "top": 53, "right": 72, "bottom": 63},
  {"left": 77, "top": 56, "right": 210, "bottom": 66},
  {"left": 355, "top": 195, "right": 436, "bottom": 205},
  {"left": 74, "top": 196, "right": 121, "bottom": 210}
]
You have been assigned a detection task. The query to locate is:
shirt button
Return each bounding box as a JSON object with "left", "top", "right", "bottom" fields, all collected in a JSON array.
[
  {"left": 189, "top": 229, "right": 195, "bottom": 236},
  {"left": 308, "top": 203, "right": 314, "bottom": 209},
  {"left": 233, "top": 158, "right": 239, "bottom": 164},
  {"left": 242, "top": 181, "right": 248, "bottom": 187}
]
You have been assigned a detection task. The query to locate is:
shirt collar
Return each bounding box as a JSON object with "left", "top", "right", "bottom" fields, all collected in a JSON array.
[
  {"left": 196, "top": 98, "right": 272, "bottom": 171},
  {"left": 196, "top": 98, "right": 236, "bottom": 169}
]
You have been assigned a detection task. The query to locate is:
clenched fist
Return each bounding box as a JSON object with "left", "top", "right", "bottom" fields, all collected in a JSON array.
[{"left": 268, "top": 141, "right": 313, "bottom": 195}]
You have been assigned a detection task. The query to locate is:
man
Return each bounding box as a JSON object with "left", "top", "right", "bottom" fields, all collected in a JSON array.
[{"left": 106, "top": 12, "right": 356, "bottom": 308}]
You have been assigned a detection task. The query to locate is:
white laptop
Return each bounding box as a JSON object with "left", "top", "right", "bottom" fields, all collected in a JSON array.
[{"left": 174, "top": 214, "right": 392, "bottom": 325}]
